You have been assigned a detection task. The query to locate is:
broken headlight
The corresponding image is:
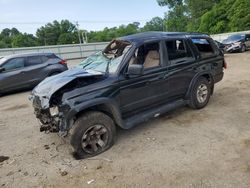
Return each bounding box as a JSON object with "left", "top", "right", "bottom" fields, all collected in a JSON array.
[{"left": 49, "top": 106, "right": 59, "bottom": 116}]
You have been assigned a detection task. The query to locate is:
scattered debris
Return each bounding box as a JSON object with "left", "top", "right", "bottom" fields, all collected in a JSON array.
[
  {"left": 44, "top": 145, "right": 50, "bottom": 150},
  {"left": 86, "top": 157, "right": 112, "bottom": 163},
  {"left": 8, "top": 159, "right": 15, "bottom": 165},
  {"left": 146, "top": 137, "right": 156, "bottom": 141},
  {"left": 0, "top": 156, "right": 9, "bottom": 163},
  {"left": 59, "top": 169, "right": 68, "bottom": 176},
  {"left": 96, "top": 165, "right": 102, "bottom": 170},
  {"left": 41, "top": 160, "right": 49, "bottom": 165},
  {"left": 87, "top": 179, "right": 95, "bottom": 185},
  {"left": 6, "top": 171, "right": 14, "bottom": 176}
]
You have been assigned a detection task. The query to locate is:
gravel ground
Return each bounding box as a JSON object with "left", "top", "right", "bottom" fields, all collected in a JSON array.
[{"left": 0, "top": 52, "right": 250, "bottom": 188}]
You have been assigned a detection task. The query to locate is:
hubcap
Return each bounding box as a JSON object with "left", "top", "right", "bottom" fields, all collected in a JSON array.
[
  {"left": 196, "top": 84, "right": 208, "bottom": 103},
  {"left": 81, "top": 124, "right": 108, "bottom": 154}
]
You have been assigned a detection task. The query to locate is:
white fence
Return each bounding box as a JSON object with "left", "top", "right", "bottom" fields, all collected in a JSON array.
[
  {"left": 0, "top": 30, "right": 249, "bottom": 59},
  {"left": 0, "top": 42, "right": 109, "bottom": 60}
]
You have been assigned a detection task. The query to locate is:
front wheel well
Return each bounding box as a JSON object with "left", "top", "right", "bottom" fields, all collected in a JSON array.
[{"left": 74, "top": 103, "right": 122, "bottom": 128}]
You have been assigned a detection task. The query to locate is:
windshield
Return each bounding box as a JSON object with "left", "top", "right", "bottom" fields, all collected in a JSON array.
[
  {"left": 78, "top": 40, "right": 132, "bottom": 73},
  {"left": 226, "top": 35, "right": 244, "bottom": 41}
]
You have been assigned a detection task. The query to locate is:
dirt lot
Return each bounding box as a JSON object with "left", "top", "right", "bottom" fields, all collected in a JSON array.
[{"left": 0, "top": 52, "right": 250, "bottom": 188}]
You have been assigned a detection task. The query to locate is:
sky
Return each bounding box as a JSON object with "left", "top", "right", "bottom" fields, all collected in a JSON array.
[{"left": 0, "top": 0, "right": 167, "bottom": 35}]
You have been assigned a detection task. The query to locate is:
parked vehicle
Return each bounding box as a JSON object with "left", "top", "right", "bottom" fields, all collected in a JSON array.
[
  {"left": 222, "top": 34, "right": 250, "bottom": 53},
  {"left": 30, "top": 32, "right": 225, "bottom": 159},
  {"left": 0, "top": 53, "right": 68, "bottom": 94},
  {"left": 214, "top": 40, "right": 225, "bottom": 52}
]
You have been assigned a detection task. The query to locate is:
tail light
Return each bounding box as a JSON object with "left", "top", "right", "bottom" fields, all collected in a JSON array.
[
  {"left": 59, "top": 59, "right": 67, "bottom": 65},
  {"left": 223, "top": 60, "right": 227, "bottom": 69}
]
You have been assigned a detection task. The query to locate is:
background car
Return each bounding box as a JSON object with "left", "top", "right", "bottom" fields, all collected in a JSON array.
[
  {"left": 0, "top": 52, "right": 68, "bottom": 95},
  {"left": 222, "top": 34, "right": 250, "bottom": 53},
  {"left": 214, "top": 40, "right": 225, "bottom": 52}
]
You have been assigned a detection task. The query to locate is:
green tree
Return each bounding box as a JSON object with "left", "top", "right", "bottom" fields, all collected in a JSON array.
[
  {"left": 36, "top": 20, "right": 77, "bottom": 45},
  {"left": 142, "top": 17, "right": 165, "bottom": 31},
  {"left": 11, "top": 33, "right": 38, "bottom": 47},
  {"left": 198, "top": 0, "right": 250, "bottom": 33}
]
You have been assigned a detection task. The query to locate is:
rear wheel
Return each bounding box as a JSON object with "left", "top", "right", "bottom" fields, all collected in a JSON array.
[
  {"left": 70, "top": 111, "right": 116, "bottom": 159},
  {"left": 189, "top": 77, "right": 212, "bottom": 109}
]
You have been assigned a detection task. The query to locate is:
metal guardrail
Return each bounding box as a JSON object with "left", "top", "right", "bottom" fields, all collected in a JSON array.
[
  {"left": 0, "top": 30, "right": 249, "bottom": 59},
  {"left": 0, "top": 42, "right": 109, "bottom": 60}
]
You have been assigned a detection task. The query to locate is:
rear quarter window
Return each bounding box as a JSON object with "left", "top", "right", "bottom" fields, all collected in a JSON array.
[{"left": 191, "top": 38, "right": 215, "bottom": 58}]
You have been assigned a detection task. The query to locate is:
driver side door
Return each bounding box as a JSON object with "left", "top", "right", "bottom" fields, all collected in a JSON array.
[{"left": 119, "top": 41, "right": 168, "bottom": 117}]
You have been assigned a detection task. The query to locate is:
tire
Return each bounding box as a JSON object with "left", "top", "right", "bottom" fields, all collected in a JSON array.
[
  {"left": 188, "top": 77, "right": 212, "bottom": 109},
  {"left": 240, "top": 44, "right": 246, "bottom": 53},
  {"left": 70, "top": 111, "right": 116, "bottom": 159}
]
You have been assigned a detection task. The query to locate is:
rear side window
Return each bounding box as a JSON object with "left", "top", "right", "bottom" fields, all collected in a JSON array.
[
  {"left": 2, "top": 58, "right": 25, "bottom": 71},
  {"left": 41, "top": 55, "right": 49, "bottom": 62},
  {"left": 191, "top": 38, "right": 215, "bottom": 58},
  {"left": 165, "top": 39, "right": 192, "bottom": 64},
  {"left": 46, "top": 54, "right": 58, "bottom": 59},
  {"left": 26, "top": 56, "right": 43, "bottom": 66}
]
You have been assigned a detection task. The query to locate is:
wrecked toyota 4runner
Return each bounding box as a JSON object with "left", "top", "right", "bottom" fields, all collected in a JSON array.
[{"left": 30, "top": 32, "right": 225, "bottom": 159}]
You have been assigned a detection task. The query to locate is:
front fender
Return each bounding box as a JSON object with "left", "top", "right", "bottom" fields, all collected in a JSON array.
[{"left": 62, "top": 97, "right": 124, "bottom": 131}]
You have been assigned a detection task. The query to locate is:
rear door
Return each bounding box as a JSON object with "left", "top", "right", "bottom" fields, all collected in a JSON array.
[
  {"left": 22, "top": 55, "right": 48, "bottom": 86},
  {"left": 164, "top": 38, "right": 197, "bottom": 100},
  {"left": 0, "top": 57, "right": 26, "bottom": 92}
]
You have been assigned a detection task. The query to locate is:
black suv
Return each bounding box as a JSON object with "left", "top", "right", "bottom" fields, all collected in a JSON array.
[{"left": 30, "top": 32, "right": 225, "bottom": 159}]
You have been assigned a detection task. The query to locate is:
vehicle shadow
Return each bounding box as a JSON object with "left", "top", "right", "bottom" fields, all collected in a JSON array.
[
  {"left": 115, "top": 106, "right": 191, "bottom": 144},
  {"left": 0, "top": 88, "right": 32, "bottom": 97}
]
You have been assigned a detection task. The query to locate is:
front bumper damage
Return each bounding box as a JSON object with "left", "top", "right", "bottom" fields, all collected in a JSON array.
[
  {"left": 224, "top": 44, "right": 241, "bottom": 52},
  {"left": 30, "top": 95, "right": 73, "bottom": 137}
]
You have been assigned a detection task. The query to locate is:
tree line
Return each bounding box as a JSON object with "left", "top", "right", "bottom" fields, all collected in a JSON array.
[{"left": 0, "top": 0, "right": 249, "bottom": 48}]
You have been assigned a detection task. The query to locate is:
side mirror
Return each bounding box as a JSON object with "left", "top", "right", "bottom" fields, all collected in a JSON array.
[
  {"left": 127, "top": 64, "right": 144, "bottom": 76},
  {"left": 0, "top": 67, "right": 5, "bottom": 73}
]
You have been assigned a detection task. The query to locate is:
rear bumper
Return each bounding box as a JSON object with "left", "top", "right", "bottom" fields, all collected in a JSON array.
[{"left": 214, "top": 72, "right": 224, "bottom": 83}]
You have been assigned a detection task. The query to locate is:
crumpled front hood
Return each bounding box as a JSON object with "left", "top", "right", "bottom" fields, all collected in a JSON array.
[{"left": 30, "top": 68, "right": 104, "bottom": 109}]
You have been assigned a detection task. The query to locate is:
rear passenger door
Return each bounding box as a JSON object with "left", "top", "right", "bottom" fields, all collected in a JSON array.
[
  {"left": 164, "top": 38, "right": 197, "bottom": 100},
  {"left": 22, "top": 55, "right": 48, "bottom": 86},
  {"left": 191, "top": 38, "right": 223, "bottom": 81}
]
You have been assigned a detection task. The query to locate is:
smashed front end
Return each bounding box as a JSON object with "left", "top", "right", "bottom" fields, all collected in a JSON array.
[{"left": 29, "top": 68, "right": 104, "bottom": 137}]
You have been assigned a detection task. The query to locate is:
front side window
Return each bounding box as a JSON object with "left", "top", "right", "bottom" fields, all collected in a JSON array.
[
  {"left": 2, "top": 58, "right": 25, "bottom": 71},
  {"left": 129, "top": 42, "right": 160, "bottom": 69},
  {"left": 166, "top": 39, "right": 192, "bottom": 64},
  {"left": 26, "top": 56, "right": 43, "bottom": 66},
  {"left": 191, "top": 38, "right": 215, "bottom": 58}
]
